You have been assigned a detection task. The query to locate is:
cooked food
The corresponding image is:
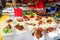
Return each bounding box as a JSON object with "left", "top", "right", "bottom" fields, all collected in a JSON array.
[
  {"left": 16, "top": 18, "right": 23, "bottom": 22},
  {"left": 47, "top": 20, "right": 52, "bottom": 24},
  {"left": 36, "top": 10, "right": 45, "bottom": 14},
  {"left": 56, "top": 19, "right": 60, "bottom": 24},
  {"left": 23, "top": 11, "right": 37, "bottom": 16},
  {"left": 32, "top": 28, "right": 44, "bottom": 39},
  {"left": 15, "top": 24, "right": 24, "bottom": 30},
  {"left": 5, "top": 24, "right": 11, "bottom": 29},
  {"left": 6, "top": 19, "right": 13, "bottom": 23},
  {"left": 32, "top": 31, "right": 35, "bottom": 36},
  {"left": 46, "top": 16, "right": 49, "bottom": 18},
  {"left": 46, "top": 27, "right": 56, "bottom": 33},
  {"left": 36, "top": 16, "right": 42, "bottom": 20},
  {"left": 30, "top": 23, "right": 36, "bottom": 26},
  {"left": 26, "top": 23, "right": 36, "bottom": 26},
  {"left": 30, "top": 16, "right": 34, "bottom": 18},
  {"left": 38, "top": 21, "right": 43, "bottom": 25},
  {"left": 26, "top": 23, "right": 36, "bottom": 31},
  {"left": 23, "top": 11, "right": 31, "bottom": 16},
  {"left": 3, "top": 24, "right": 12, "bottom": 33},
  {"left": 36, "top": 32, "right": 43, "bottom": 39},
  {"left": 23, "top": 16, "right": 30, "bottom": 21},
  {"left": 36, "top": 28, "right": 44, "bottom": 39}
]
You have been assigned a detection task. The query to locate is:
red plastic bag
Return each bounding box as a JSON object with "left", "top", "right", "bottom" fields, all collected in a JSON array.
[{"left": 14, "top": 8, "right": 22, "bottom": 17}]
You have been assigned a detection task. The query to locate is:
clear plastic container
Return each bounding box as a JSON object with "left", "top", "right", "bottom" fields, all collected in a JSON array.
[
  {"left": 1, "top": 23, "right": 14, "bottom": 40},
  {"left": 46, "top": 23, "right": 58, "bottom": 40},
  {"left": 32, "top": 28, "right": 45, "bottom": 40}
]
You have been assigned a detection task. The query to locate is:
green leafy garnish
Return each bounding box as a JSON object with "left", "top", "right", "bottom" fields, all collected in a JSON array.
[{"left": 3, "top": 28, "right": 12, "bottom": 33}]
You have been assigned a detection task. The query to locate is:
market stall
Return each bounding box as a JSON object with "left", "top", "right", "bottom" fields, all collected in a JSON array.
[{"left": 0, "top": 0, "right": 60, "bottom": 40}]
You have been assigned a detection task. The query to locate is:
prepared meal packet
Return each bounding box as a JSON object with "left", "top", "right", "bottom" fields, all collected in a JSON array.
[
  {"left": 0, "top": 15, "right": 14, "bottom": 40},
  {"left": 25, "top": 20, "right": 39, "bottom": 31},
  {"left": 23, "top": 16, "right": 45, "bottom": 40},
  {"left": 23, "top": 15, "right": 56, "bottom": 40},
  {"left": 45, "top": 20, "right": 58, "bottom": 40},
  {"left": 11, "top": 17, "right": 34, "bottom": 40},
  {"left": 23, "top": 15, "right": 39, "bottom": 30},
  {"left": 0, "top": 22, "right": 14, "bottom": 40},
  {"left": 31, "top": 27, "right": 45, "bottom": 40},
  {"left": 55, "top": 18, "right": 60, "bottom": 35},
  {"left": 12, "top": 16, "right": 44, "bottom": 40},
  {"left": 33, "top": 16, "right": 58, "bottom": 40},
  {"left": 10, "top": 17, "right": 29, "bottom": 34},
  {"left": 0, "top": 23, "right": 13, "bottom": 36},
  {"left": 0, "top": 16, "right": 33, "bottom": 40}
]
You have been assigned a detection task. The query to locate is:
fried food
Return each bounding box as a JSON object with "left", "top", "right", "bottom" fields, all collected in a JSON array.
[{"left": 15, "top": 24, "right": 24, "bottom": 30}]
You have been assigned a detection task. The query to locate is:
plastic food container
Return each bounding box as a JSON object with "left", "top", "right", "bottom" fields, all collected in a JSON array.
[
  {"left": 32, "top": 28, "right": 45, "bottom": 40},
  {"left": 46, "top": 24, "right": 58, "bottom": 40},
  {"left": 55, "top": 18, "right": 60, "bottom": 36},
  {"left": 54, "top": 36, "right": 60, "bottom": 40},
  {"left": 10, "top": 17, "right": 33, "bottom": 40},
  {"left": 0, "top": 23, "right": 14, "bottom": 40},
  {"left": 14, "top": 31, "right": 33, "bottom": 40}
]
